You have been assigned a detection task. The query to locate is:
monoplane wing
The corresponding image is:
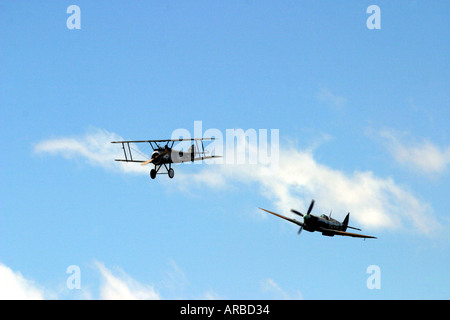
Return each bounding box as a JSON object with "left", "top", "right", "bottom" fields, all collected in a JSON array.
[
  {"left": 259, "top": 208, "right": 304, "bottom": 228},
  {"left": 319, "top": 228, "right": 377, "bottom": 239}
]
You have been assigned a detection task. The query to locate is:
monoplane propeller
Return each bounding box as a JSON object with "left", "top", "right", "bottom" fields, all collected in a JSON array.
[
  {"left": 290, "top": 200, "right": 315, "bottom": 235},
  {"left": 290, "top": 209, "right": 303, "bottom": 217}
]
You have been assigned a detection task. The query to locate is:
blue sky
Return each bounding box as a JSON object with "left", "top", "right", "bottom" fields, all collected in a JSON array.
[{"left": 0, "top": 1, "right": 449, "bottom": 299}]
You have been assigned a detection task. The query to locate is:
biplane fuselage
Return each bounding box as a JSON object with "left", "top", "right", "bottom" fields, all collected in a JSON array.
[
  {"left": 150, "top": 146, "right": 197, "bottom": 165},
  {"left": 150, "top": 149, "right": 171, "bottom": 165}
]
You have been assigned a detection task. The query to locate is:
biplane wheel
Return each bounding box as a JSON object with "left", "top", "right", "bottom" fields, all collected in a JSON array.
[
  {"left": 150, "top": 169, "right": 157, "bottom": 179},
  {"left": 168, "top": 168, "right": 174, "bottom": 179}
]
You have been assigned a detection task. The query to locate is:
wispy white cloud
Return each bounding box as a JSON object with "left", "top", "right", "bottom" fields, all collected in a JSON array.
[
  {"left": 317, "top": 88, "right": 347, "bottom": 109},
  {"left": 159, "top": 259, "right": 190, "bottom": 299},
  {"left": 0, "top": 260, "right": 301, "bottom": 300},
  {"left": 34, "top": 128, "right": 441, "bottom": 235},
  {"left": 34, "top": 128, "right": 149, "bottom": 175},
  {"left": 260, "top": 278, "right": 302, "bottom": 300},
  {"left": 200, "top": 290, "right": 223, "bottom": 300},
  {"left": 0, "top": 262, "right": 44, "bottom": 300},
  {"left": 95, "top": 261, "right": 160, "bottom": 300},
  {"left": 0, "top": 261, "right": 161, "bottom": 300},
  {"left": 177, "top": 145, "right": 440, "bottom": 236},
  {"left": 378, "top": 129, "right": 450, "bottom": 175}
]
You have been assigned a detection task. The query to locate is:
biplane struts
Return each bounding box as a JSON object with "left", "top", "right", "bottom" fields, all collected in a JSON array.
[{"left": 111, "top": 138, "right": 221, "bottom": 179}]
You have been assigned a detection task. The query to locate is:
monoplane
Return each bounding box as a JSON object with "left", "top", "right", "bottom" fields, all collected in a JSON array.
[
  {"left": 259, "top": 200, "right": 377, "bottom": 239},
  {"left": 111, "top": 138, "right": 220, "bottom": 179}
]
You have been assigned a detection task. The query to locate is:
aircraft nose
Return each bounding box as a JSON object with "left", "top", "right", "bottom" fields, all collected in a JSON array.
[
  {"left": 303, "top": 214, "right": 313, "bottom": 224},
  {"left": 151, "top": 151, "right": 160, "bottom": 158}
]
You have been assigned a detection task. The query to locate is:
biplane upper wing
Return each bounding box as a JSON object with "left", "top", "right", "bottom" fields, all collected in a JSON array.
[{"left": 111, "top": 138, "right": 216, "bottom": 144}]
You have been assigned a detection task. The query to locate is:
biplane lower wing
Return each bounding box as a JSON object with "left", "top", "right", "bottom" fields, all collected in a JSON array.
[{"left": 176, "top": 155, "right": 222, "bottom": 163}]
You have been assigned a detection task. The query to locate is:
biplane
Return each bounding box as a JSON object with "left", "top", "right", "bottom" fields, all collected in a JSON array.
[
  {"left": 259, "top": 200, "right": 377, "bottom": 239},
  {"left": 111, "top": 138, "right": 220, "bottom": 179}
]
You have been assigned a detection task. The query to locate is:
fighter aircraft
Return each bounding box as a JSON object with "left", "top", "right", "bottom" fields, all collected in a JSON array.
[
  {"left": 259, "top": 200, "right": 377, "bottom": 239},
  {"left": 111, "top": 138, "right": 220, "bottom": 179}
]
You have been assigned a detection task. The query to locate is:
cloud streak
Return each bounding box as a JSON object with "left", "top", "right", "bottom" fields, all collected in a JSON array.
[
  {"left": 95, "top": 261, "right": 160, "bottom": 300},
  {"left": 34, "top": 128, "right": 441, "bottom": 235},
  {"left": 261, "top": 278, "right": 302, "bottom": 300},
  {"left": 34, "top": 128, "right": 149, "bottom": 174},
  {"left": 178, "top": 146, "right": 439, "bottom": 235},
  {"left": 0, "top": 260, "right": 298, "bottom": 300},
  {"left": 0, "top": 261, "right": 160, "bottom": 300},
  {"left": 0, "top": 262, "right": 44, "bottom": 300},
  {"left": 378, "top": 129, "right": 450, "bottom": 175},
  {"left": 317, "top": 88, "right": 347, "bottom": 109}
]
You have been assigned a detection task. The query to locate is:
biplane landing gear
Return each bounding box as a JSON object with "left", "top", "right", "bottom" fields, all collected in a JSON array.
[{"left": 150, "top": 165, "right": 173, "bottom": 179}]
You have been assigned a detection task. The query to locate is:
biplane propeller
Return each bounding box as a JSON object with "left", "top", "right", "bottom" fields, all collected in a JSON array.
[
  {"left": 259, "top": 200, "right": 377, "bottom": 239},
  {"left": 111, "top": 138, "right": 221, "bottom": 179}
]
